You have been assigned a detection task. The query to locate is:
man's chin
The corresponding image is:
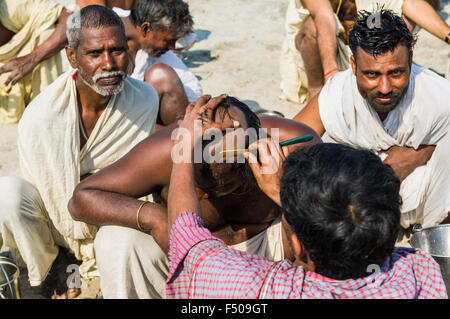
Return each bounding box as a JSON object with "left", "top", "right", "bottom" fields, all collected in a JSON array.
[{"left": 92, "top": 82, "right": 125, "bottom": 96}]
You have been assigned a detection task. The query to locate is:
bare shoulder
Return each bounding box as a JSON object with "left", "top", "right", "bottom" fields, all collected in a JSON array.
[{"left": 259, "top": 116, "right": 322, "bottom": 142}]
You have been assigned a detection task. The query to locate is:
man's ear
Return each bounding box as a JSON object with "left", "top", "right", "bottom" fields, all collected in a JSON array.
[
  {"left": 408, "top": 51, "right": 413, "bottom": 69},
  {"left": 350, "top": 55, "right": 357, "bottom": 75},
  {"left": 289, "top": 232, "right": 307, "bottom": 263},
  {"left": 65, "top": 46, "right": 78, "bottom": 69},
  {"left": 139, "top": 22, "right": 152, "bottom": 38}
]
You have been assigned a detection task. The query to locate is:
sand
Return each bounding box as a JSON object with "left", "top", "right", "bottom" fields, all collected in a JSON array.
[{"left": 0, "top": 0, "right": 449, "bottom": 298}]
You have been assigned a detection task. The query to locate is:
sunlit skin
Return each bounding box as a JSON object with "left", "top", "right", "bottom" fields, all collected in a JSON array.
[
  {"left": 136, "top": 23, "right": 178, "bottom": 57},
  {"left": 351, "top": 45, "right": 412, "bottom": 121},
  {"left": 66, "top": 26, "right": 129, "bottom": 147}
]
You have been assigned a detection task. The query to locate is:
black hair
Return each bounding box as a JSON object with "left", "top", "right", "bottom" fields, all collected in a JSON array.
[
  {"left": 349, "top": 9, "right": 416, "bottom": 60},
  {"left": 130, "top": 0, "right": 193, "bottom": 38},
  {"left": 280, "top": 143, "right": 401, "bottom": 280},
  {"left": 198, "top": 96, "right": 261, "bottom": 194}
]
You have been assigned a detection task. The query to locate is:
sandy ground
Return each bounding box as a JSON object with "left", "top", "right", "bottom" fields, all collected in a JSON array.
[{"left": 0, "top": 0, "right": 449, "bottom": 298}]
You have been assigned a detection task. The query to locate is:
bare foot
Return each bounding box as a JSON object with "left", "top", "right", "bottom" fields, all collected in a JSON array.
[{"left": 41, "top": 247, "right": 81, "bottom": 299}]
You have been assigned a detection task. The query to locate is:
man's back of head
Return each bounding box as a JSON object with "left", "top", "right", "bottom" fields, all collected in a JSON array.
[{"left": 281, "top": 143, "right": 402, "bottom": 280}]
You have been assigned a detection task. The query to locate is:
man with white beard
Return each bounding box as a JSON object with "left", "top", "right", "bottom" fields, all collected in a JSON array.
[{"left": 0, "top": 5, "right": 159, "bottom": 299}]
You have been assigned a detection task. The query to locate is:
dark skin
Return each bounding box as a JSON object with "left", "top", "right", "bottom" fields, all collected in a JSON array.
[
  {"left": 122, "top": 17, "right": 188, "bottom": 127},
  {"left": 41, "top": 25, "right": 130, "bottom": 299},
  {"left": 68, "top": 96, "right": 322, "bottom": 261},
  {"left": 294, "top": 44, "right": 436, "bottom": 183},
  {"left": 0, "top": 8, "right": 71, "bottom": 86},
  {"left": 76, "top": 0, "right": 135, "bottom": 10},
  {"left": 65, "top": 26, "right": 129, "bottom": 150}
]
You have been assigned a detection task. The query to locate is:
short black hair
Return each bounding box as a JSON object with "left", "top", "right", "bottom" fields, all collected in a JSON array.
[
  {"left": 130, "top": 0, "right": 193, "bottom": 38},
  {"left": 280, "top": 143, "right": 401, "bottom": 280},
  {"left": 199, "top": 96, "right": 261, "bottom": 192},
  {"left": 349, "top": 9, "right": 416, "bottom": 60}
]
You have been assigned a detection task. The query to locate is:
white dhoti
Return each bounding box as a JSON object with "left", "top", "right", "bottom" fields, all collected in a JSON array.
[
  {"left": 279, "top": 0, "right": 405, "bottom": 105},
  {"left": 229, "top": 214, "right": 284, "bottom": 262},
  {"left": 0, "top": 70, "right": 159, "bottom": 285},
  {"left": 319, "top": 64, "right": 450, "bottom": 228}
]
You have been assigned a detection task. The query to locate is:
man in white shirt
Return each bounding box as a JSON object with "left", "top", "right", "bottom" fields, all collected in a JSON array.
[
  {"left": 115, "top": 0, "right": 203, "bottom": 126},
  {"left": 294, "top": 9, "right": 450, "bottom": 241}
]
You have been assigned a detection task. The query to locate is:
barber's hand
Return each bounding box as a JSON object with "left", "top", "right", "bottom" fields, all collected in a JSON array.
[
  {"left": 0, "top": 53, "right": 38, "bottom": 86},
  {"left": 176, "top": 94, "right": 239, "bottom": 146},
  {"left": 244, "top": 137, "right": 287, "bottom": 206},
  {"left": 383, "top": 145, "right": 435, "bottom": 182}
]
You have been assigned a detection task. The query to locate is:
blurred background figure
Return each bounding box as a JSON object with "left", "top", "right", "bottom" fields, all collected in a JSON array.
[{"left": 0, "top": 0, "right": 71, "bottom": 124}]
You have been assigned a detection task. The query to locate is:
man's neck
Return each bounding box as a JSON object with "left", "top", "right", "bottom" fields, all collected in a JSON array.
[
  {"left": 75, "top": 77, "right": 111, "bottom": 114},
  {"left": 377, "top": 111, "right": 389, "bottom": 122}
]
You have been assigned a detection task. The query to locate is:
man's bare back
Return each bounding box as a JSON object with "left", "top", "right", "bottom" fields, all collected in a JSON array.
[{"left": 70, "top": 104, "right": 321, "bottom": 261}]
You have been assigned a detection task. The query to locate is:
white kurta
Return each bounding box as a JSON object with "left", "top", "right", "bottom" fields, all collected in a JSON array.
[{"left": 319, "top": 64, "right": 450, "bottom": 228}]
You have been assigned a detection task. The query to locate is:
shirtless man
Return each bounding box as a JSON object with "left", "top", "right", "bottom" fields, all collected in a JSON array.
[{"left": 68, "top": 95, "right": 321, "bottom": 298}]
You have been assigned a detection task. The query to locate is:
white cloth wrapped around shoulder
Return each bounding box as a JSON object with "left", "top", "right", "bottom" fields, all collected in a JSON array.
[{"left": 319, "top": 64, "right": 450, "bottom": 228}]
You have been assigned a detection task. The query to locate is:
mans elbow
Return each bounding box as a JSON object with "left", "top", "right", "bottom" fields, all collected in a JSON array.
[{"left": 68, "top": 185, "right": 87, "bottom": 221}]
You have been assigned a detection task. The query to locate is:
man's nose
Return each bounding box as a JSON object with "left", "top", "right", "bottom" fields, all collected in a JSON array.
[
  {"left": 101, "top": 52, "right": 116, "bottom": 71},
  {"left": 377, "top": 76, "right": 393, "bottom": 95}
]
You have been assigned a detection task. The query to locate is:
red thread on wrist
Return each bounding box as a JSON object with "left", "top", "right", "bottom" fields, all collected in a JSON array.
[
  {"left": 324, "top": 67, "right": 340, "bottom": 79},
  {"left": 72, "top": 71, "right": 77, "bottom": 80}
]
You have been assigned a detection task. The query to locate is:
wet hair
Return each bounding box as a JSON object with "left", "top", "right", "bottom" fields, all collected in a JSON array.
[
  {"left": 281, "top": 143, "right": 401, "bottom": 280},
  {"left": 199, "top": 96, "right": 261, "bottom": 193},
  {"left": 349, "top": 9, "right": 416, "bottom": 61},
  {"left": 66, "top": 5, "right": 126, "bottom": 52},
  {"left": 130, "top": 0, "right": 193, "bottom": 38}
]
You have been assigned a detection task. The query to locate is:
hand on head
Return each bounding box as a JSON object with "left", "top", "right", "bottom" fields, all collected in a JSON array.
[
  {"left": 244, "top": 136, "right": 287, "bottom": 206},
  {"left": 176, "top": 94, "right": 240, "bottom": 147}
]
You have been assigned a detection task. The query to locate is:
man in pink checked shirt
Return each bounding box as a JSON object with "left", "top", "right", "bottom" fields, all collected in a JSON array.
[{"left": 165, "top": 95, "right": 447, "bottom": 299}]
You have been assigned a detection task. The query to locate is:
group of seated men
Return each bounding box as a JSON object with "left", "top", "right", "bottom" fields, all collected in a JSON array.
[{"left": 0, "top": 0, "right": 448, "bottom": 299}]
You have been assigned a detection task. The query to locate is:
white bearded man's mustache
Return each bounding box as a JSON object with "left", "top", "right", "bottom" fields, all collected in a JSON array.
[
  {"left": 78, "top": 67, "right": 127, "bottom": 97},
  {"left": 92, "top": 71, "right": 127, "bottom": 84}
]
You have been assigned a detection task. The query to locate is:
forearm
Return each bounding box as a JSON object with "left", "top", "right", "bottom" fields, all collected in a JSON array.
[
  {"left": 313, "top": 13, "right": 339, "bottom": 73},
  {"left": 168, "top": 161, "right": 200, "bottom": 228},
  {"left": 68, "top": 188, "right": 169, "bottom": 251},
  {"left": 414, "top": 144, "right": 436, "bottom": 165},
  {"left": 31, "top": 8, "right": 71, "bottom": 63},
  {"left": 402, "top": 0, "right": 450, "bottom": 41}
]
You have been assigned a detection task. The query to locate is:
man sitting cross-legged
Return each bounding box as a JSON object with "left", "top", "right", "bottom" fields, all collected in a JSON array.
[
  {"left": 0, "top": 5, "right": 159, "bottom": 299},
  {"left": 68, "top": 94, "right": 321, "bottom": 299},
  {"left": 164, "top": 99, "right": 447, "bottom": 298}
]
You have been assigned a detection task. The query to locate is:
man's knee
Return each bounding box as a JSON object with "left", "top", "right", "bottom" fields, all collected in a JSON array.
[
  {"left": 94, "top": 226, "right": 166, "bottom": 266},
  {"left": 297, "top": 16, "right": 318, "bottom": 48},
  {"left": 145, "top": 62, "right": 180, "bottom": 90},
  {"left": 0, "top": 176, "right": 42, "bottom": 223}
]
